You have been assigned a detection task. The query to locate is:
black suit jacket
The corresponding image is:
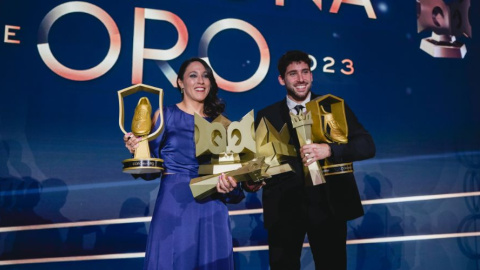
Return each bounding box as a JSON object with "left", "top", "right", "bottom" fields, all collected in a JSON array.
[{"left": 255, "top": 93, "right": 375, "bottom": 229}]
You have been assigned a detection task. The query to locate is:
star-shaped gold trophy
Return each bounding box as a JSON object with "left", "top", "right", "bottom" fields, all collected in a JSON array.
[{"left": 189, "top": 111, "right": 297, "bottom": 199}]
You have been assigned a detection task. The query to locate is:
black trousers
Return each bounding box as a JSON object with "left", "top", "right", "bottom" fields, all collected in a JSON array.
[{"left": 267, "top": 215, "right": 347, "bottom": 270}]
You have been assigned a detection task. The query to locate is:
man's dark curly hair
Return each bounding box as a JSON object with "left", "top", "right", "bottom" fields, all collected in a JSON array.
[{"left": 277, "top": 50, "right": 312, "bottom": 79}]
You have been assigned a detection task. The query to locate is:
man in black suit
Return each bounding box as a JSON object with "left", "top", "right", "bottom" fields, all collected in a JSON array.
[{"left": 249, "top": 50, "right": 375, "bottom": 269}]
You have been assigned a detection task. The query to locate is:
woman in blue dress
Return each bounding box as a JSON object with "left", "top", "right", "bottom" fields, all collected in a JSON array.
[{"left": 124, "top": 58, "right": 244, "bottom": 269}]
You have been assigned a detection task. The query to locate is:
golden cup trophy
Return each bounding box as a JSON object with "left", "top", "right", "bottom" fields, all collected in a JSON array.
[
  {"left": 306, "top": 94, "right": 353, "bottom": 176},
  {"left": 190, "top": 111, "right": 297, "bottom": 200},
  {"left": 118, "top": 84, "right": 164, "bottom": 174}
]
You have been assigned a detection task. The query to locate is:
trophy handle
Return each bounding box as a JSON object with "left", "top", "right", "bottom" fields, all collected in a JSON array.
[{"left": 118, "top": 83, "right": 164, "bottom": 141}]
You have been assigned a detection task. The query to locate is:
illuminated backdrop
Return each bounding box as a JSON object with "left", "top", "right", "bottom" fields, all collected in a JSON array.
[{"left": 1, "top": 0, "right": 479, "bottom": 269}]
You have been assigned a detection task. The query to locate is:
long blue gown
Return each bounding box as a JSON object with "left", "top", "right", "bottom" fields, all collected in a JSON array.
[{"left": 143, "top": 105, "right": 244, "bottom": 270}]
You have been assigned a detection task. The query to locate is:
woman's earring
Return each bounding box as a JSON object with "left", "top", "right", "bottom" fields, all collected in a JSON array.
[{"left": 181, "top": 88, "right": 184, "bottom": 94}]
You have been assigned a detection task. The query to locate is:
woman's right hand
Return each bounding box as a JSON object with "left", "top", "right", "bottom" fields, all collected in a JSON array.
[
  {"left": 123, "top": 132, "right": 141, "bottom": 154},
  {"left": 242, "top": 180, "right": 265, "bottom": 192},
  {"left": 216, "top": 173, "right": 237, "bottom": 194}
]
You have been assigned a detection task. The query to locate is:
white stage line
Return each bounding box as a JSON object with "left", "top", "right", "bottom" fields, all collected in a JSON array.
[
  {"left": 229, "top": 191, "right": 480, "bottom": 215},
  {"left": 1, "top": 232, "right": 479, "bottom": 265},
  {"left": 233, "top": 231, "right": 480, "bottom": 252},
  {"left": 0, "top": 191, "right": 479, "bottom": 233},
  {"left": 0, "top": 253, "right": 146, "bottom": 266},
  {"left": 345, "top": 231, "right": 480, "bottom": 245},
  {"left": 0, "top": 217, "right": 151, "bottom": 233},
  {"left": 361, "top": 191, "right": 480, "bottom": 205},
  {"left": 229, "top": 208, "right": 264, "bottom": 216}
]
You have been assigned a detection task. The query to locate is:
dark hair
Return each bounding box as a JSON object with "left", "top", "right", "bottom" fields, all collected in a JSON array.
[
  {"left": 176, "top": 58, "right": 225, "bottom": 118},
  {"left": 277, "top": 50, "right": 312, "bottom": 79}
]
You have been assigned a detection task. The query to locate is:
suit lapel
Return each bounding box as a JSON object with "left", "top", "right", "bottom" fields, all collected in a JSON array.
[
  {"left": 278, "top": 99, "right": 301, "bottom": 149},
  {"left": 279, "top": 99, "right": 291, "bottom": 130}
]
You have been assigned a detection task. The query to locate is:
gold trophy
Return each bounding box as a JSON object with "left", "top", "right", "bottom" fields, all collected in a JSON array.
[
  {"left": 291, "top": 112, "right": 326, "bottom": 186},
  {"left": 189, "top": 111, "right": 297, "bottom": 199},
  {"left": 118, "top": 84, "right": 164, "bottom": 174},
  {"left": 306, "top": 94, "right": 353, "bottom": 176},
  {"left": 190, "top": 157, "right": 268, "bottom": 200},
  {"left": 255, "top": 117, "right": 297, "bottom": 176},
  {"left": 193, "top": 112, "right": 256, "bottom": 175},
  {"left": 190, "top": 111, "right": 259, "bottom": 199},
  {"left": 417, "top": 0, "right": 471, "bottom": 58}
]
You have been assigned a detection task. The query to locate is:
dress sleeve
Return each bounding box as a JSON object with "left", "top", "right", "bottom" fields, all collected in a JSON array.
[
  {"left": 217, "top": 185, "right": 245, "bottom": 204},
  {"left": 149, "top": 108, "right": 168, "bottom": 159}
]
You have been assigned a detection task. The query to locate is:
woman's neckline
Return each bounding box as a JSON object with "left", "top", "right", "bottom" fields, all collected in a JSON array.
[{"left": 174, "top": 104, "right": 208, "bottom": 118}]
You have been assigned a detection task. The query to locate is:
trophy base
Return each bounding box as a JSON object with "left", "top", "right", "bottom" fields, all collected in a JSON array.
[
  {"left": 420, "top": 38, "right": 466, "bottom": 59},
  {"left": 122, "top": 158, "right": 164, "bottom": 174}
]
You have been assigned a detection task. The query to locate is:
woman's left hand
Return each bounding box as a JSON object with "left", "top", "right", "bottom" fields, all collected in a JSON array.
[{"left": 216, "top": 173, "right": 237, "bottom": 194}]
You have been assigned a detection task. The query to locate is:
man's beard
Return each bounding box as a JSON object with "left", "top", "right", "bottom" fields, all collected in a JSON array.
[{"left": 286, "top": 84, "right": 311, "bottom": 102}]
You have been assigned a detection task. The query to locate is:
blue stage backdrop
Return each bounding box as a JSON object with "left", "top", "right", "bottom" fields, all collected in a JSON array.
[{"left": 1, "top": 0, "right": 479, "bottom": 269}]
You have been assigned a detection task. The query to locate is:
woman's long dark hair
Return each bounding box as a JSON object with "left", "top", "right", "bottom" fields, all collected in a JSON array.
[{"left": 176, "top": 58, "right": 225, "bottom": 119}]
